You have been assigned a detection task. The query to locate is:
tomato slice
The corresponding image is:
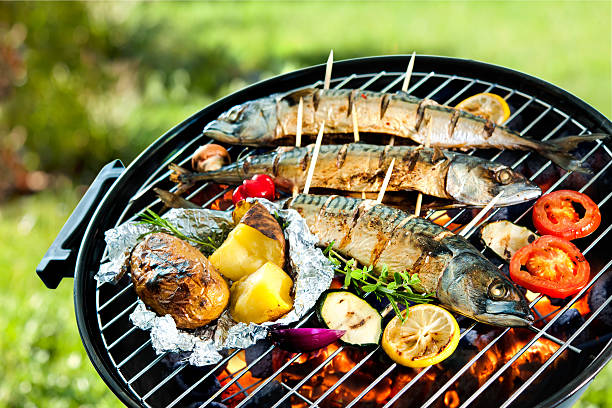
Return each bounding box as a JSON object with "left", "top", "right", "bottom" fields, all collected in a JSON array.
[
  {"left": 532, "top": 190, "right": 601, "bottom": 240},
  {"left": 509, "top": 235, "right": 590, "bottom": 298}
]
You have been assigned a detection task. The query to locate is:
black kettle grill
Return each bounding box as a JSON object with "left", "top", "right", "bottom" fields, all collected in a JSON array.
[{"left": 37, "top": 55, "right": 612, "bottom": 408}]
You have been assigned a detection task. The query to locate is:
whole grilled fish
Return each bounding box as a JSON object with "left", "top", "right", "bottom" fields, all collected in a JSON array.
[
  {"left": 285, "top": 194, "right": 533, "bottom": 327},
  {"left": 170, "top": 143, "right": 541, "bottom": 207},
  {"left": 203, "top": 88, "right": 608, "bottom": 173}
]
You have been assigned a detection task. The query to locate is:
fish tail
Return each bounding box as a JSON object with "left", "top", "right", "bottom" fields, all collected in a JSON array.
[
  {"left": 168, "top": 164, "right": 196, "bottom": 194},
  {"left": 531, "top": 133, "right": 609, "bottom": 174},
  {"left": 169, "top": 163, "right": 244, "bottom": 192}
]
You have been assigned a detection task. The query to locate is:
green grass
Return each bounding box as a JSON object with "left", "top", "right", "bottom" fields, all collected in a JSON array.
[
  {"left": 127, "top": 1, "right": 611, "bottom": 116},
  {"left": 0, "top": 188, "right": 122, "bottom": 408}
]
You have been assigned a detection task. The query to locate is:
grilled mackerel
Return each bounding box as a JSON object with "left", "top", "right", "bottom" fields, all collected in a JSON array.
[
  {"left": 286, "top": 194, "right": 533, "bottom": 327},
  {"left": 203, "top": 88, "right": 607, "bottom": 173},
  {"left": 170, "top": 143, "right": 541, "bottom": 207}
]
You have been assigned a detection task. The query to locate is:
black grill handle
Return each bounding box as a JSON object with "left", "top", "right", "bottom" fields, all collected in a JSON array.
[{"left": 37, "top": 160, "right": 125, "bottom": 289}]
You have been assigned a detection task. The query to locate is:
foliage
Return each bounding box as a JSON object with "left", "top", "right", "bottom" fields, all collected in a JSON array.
[
  {"left": 0, "top": 2, "right": 610, "bottom": 186},
  {"left": 138, "top": 208, "right": 225, "bottom": 256},
  {"left": 0, "top": 187, "right": 122, "bottom": 407},
  {"left": 324, "top": 242, "right": 433, "bottom": 321}
]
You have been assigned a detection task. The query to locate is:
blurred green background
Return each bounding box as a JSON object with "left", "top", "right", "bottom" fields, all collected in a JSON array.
[{"left": 0, "top": 2, "right": 610, "bottom": 407}]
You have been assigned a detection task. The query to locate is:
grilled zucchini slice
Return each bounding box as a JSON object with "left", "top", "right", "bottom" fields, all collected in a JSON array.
[{"left": 316, "top": 290, "right": 382, "bottom": 347}]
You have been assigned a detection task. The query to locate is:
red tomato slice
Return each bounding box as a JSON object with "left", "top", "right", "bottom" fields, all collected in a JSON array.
[
  {"left": 532, "top": 190, "right": 601, "bottom": 240},
  {"left": 509, "top": 235, "right": 590, "bottom": 298}
]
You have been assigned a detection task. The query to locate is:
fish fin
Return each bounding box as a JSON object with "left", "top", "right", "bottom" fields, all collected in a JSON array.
[
  {"left": 280, "top": 88, "right": 317, "bottom": 105},
  {"left": 534, "top": 133, "right": 609, "bottom": 174}
]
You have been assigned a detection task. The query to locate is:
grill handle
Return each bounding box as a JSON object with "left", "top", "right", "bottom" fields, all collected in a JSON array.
[{"left": 36, "top": 160, "right": 125, "bottom": 289}]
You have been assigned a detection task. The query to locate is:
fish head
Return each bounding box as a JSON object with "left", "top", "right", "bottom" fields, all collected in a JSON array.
[
  {"left": 446, "top": 156, "right": 541, "bottom": 206},
  {"left": 203, "top": 97, "right": 277, "bottom": 145},
  {"left": 437, "top": 252, "right": 533, "bottom": 326}
]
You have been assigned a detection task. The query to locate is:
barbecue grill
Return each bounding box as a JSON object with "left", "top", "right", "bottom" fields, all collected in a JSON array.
[{"left": 37, "top": 55, "right": 612, "bottom": 408}]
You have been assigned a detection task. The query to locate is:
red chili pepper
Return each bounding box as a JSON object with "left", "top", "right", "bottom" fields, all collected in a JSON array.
[
  {"left": 509, "top": 235, "right": 590, "bottom": 298},
  {"left": 532, "top": 190, "right": 601, "bottom": 240},
  {"left": 231, "top": 174, "right": 276, "bottom": 204}
]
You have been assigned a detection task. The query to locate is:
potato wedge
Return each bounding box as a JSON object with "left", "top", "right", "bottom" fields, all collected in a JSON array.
[
  {"left": 210, "top": 202, "right": 285, "bottom": 281},
  {"left": 230, "top": 262, "right": 294, "bottom": 324},
  {"left": 239, "top": 202, "right": 285, "bottom": 245},
  {"left": 231, "top": 200, "right": 254, "bottom": 224}
]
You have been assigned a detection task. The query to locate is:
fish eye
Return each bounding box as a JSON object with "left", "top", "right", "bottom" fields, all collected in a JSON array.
[
  {"left": 488, "top": 281, "right": 508, "bottom": 300},
  {"left": 224, "top": 105, "right": 246, "bottom": 122},
  {"left": 494, "top": 168, "right": 514, "bottom": 185}
]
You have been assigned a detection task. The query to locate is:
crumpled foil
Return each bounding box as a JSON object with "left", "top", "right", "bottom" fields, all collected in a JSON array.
[{"left": 95, "top": 198, "right": 334, "bottom": 366}]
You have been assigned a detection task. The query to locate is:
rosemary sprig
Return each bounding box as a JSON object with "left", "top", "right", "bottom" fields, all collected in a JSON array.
[
  {"left": 323, "top": 242, "right": 434, "bottom": 322},
  {"left": 138, "top": 209, "right": 225, "bottom": 256}
]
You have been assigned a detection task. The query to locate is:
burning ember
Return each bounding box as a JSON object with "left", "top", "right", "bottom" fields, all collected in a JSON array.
[
  {"left": 468, "top": 329, "right": 559, "bottom": 388},
  {"left": 212, "top": 326, "right": 574, "bottom": 408}
]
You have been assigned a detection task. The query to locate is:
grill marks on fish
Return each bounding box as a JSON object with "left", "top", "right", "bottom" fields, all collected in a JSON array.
[
  {"left": 205, "top": 87, "right": 608, "bottom": 173},
  {"left": 285, "top": 193, "right": 534, "bottom": 326},
  {"left": 176, "top": 143, "right": 453, "bottom": 200},
  {"left": 287, "top": 194, "right": 459, "bottom": 293},
  {"left": 336, "top": 143, "right": 349, "bottom": 169}
]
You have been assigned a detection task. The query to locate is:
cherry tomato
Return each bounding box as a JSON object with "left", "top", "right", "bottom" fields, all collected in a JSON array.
[
  {"left": 532, "top": 190, "right": 601, "bottom": 240},
  {"left": 232, "top": 184, "right": 248, "bottom": 204},
  {"left": 509, "top": 235, "right": 590, "bottom": 298},
  {"left": 231, "top": 174, "right": 276, "bottom": 204}
]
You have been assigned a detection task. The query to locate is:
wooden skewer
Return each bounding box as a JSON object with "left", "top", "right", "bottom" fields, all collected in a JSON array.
[
  {"left": 303, "top": 119, "right": 326, "bottom": 195},
  {"left": 352, "top": 103, "right": 360, "bottom": 142},
  {"left": 324, "top": 50, "right": 333, "bottom": 90},
  {"left": 459, "top": 191, "right": 504, "bottom": 237},
  {"left": 414, "top": 193, "right": 423, "bottom": 217},
  {"left": 376, "top": 158, "right": 396, "bottom": 204},
  {"left": 414, "top": 119, "right": 433, "bottom": 217},
  {"left": 402, "top": 51, "right": 416, "bottom": 92},
  {"left": 296, "top": 97, "right": 303, "bottom": 147}
]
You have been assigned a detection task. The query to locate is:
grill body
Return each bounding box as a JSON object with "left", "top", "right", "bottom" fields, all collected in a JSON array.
[{"left": 37, "top": 55, "right": 612, "bottom": 408}]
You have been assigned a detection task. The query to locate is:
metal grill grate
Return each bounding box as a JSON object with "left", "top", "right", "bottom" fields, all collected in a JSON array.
[{"left": 94, "top": 68, "right": 612, "bottom": 408}]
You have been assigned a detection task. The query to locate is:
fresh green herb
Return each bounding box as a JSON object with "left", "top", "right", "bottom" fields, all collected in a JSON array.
[
  {"left": 325, "top": 241, "right": 434, "bottom": 322},
  {"left": 273, "top": 211, "right": 290, "bottom": 231},
  {"left": 138, "top": 209, "right": 225, "bottom": 256}
]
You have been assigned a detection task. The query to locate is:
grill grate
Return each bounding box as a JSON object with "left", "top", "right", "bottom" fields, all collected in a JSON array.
[{"left": 93, "top": 68, "right": 612, "bottom": 408}]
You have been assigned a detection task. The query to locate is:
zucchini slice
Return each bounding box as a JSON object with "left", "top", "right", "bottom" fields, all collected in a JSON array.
[
  {"left": 480, "top": 220, "right": 538, "bottom": 263},
  {"left": 316, "top": 290, "right": 382, "bottom": 347}
]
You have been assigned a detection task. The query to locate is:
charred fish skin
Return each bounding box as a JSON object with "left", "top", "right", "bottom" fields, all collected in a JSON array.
[
  {"left": 286, "top": 194, "right": 533, "bottom": 327},
  {"left": 171, "top": 143, "right": 541, "bottom": 207},
  {"left": 203, "top": 87, "right": 608, "bottom": 173}
]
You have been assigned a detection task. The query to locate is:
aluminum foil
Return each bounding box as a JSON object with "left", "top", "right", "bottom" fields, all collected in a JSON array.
[{"left": 96, "top": 199, "right": 334, "bottom": 366}]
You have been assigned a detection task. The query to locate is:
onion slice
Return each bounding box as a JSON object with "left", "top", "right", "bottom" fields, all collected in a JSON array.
[{"left": 271, "top": 328, "right": 345, "bottom": 352}]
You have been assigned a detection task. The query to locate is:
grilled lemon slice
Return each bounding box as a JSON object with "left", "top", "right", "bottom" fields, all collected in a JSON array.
[
  {"left": 382, "top": 304, "right": 460, "bottom": 367},
  {"left": 456, "top": 92, "right": 511, "bottom": 124}
]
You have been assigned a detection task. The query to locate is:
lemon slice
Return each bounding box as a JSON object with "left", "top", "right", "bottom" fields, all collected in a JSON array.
[
  {"left": 382, "top": 304, "right": 460, "bottom": 368},
  {"left": 456, "top": 92, "right": 511, "bottom": 124}
]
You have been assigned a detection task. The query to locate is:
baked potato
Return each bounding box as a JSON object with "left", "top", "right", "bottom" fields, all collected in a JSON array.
[
  {"left": 130, "top": 232, "right": 230, "bottom": 329},
  {"left": 209, "top": 202, "right": 286, "bottom": 281}
]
